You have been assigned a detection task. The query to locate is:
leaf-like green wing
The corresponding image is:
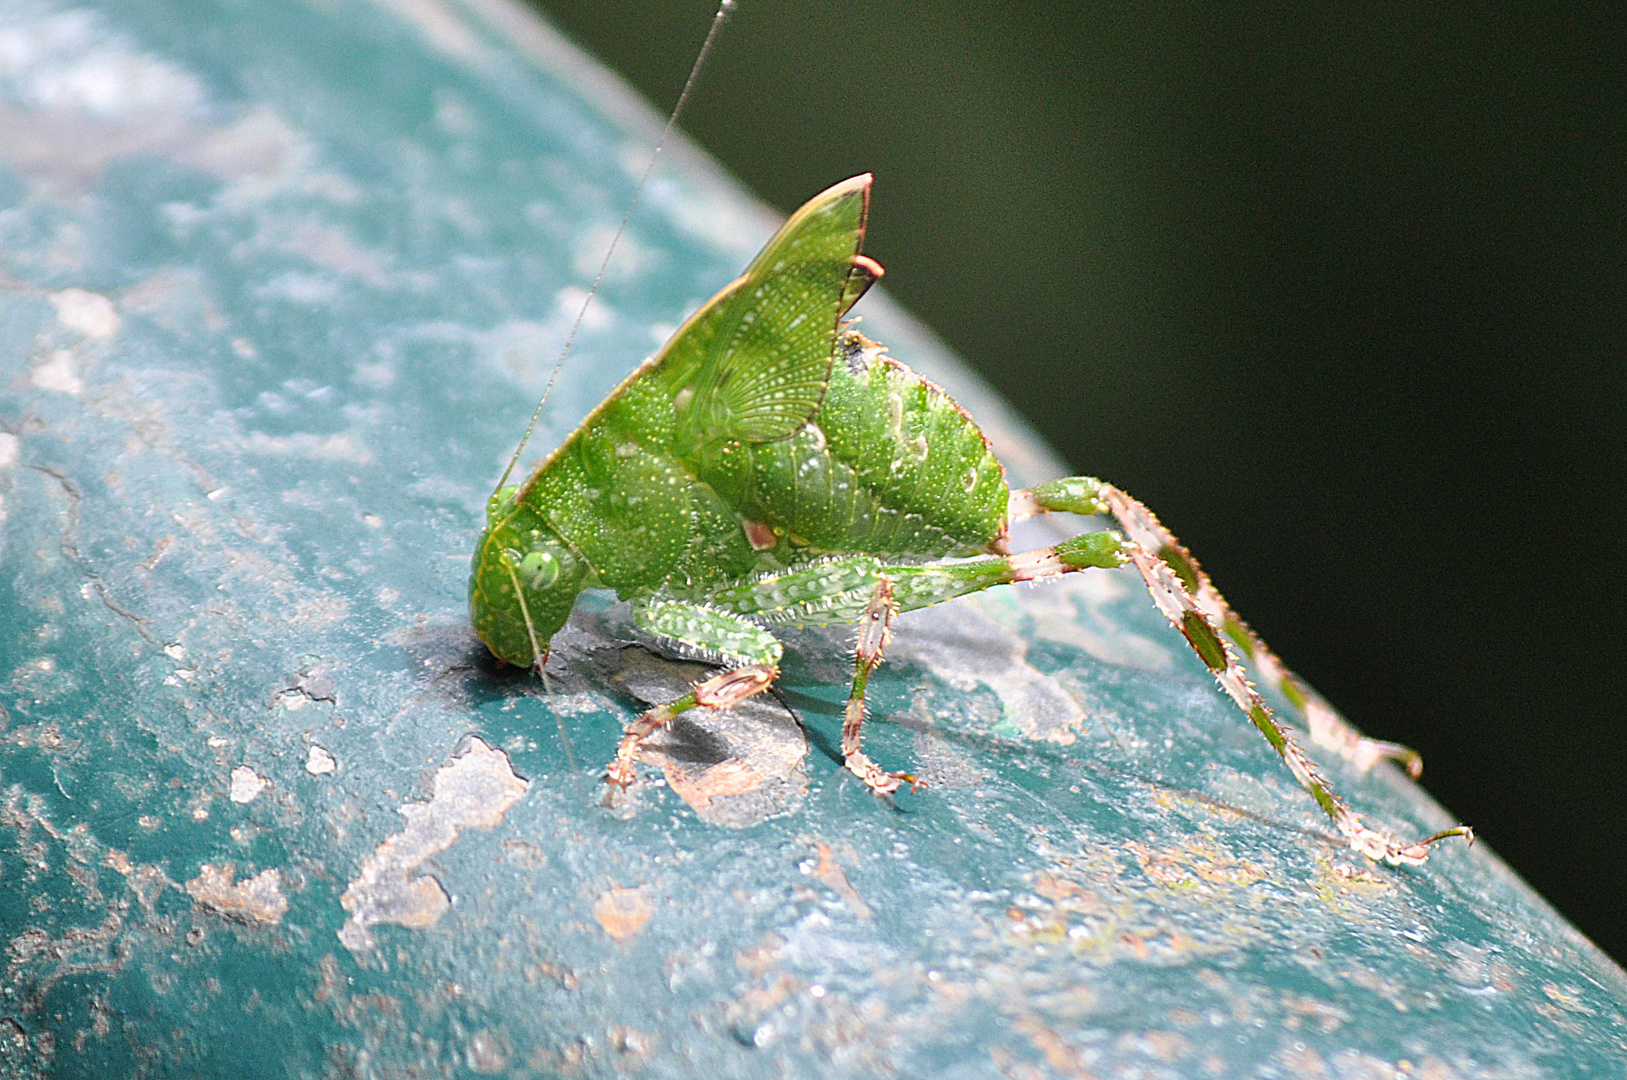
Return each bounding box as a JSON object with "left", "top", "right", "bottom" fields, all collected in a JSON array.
[{"left": 659, "top": 174, "right": 875, "bottom": 447}]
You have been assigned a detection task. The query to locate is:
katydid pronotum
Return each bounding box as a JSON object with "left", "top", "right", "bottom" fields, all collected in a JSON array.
[{"left": 469, "top": 173, "right": 1472, "bottom": 867}]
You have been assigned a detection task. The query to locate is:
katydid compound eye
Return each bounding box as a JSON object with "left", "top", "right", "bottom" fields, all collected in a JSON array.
[
  {"left": 498, "top": 547, "right": 560, "bottom": 591},
  {"left": 517, "top": 549, "right": 559, "bottom": 590}
]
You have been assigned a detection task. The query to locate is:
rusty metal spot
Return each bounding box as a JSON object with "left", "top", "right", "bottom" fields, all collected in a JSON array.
[
  {"left": 592, "top": 886, "right": 652, "bottom": 942},
  {"left": 806, "top": 840, "right": 872, "bottom": 920}
]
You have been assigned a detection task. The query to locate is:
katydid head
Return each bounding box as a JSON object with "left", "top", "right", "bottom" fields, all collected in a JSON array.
[{"left": 470, "top": 490, "right": 586, "bottom": 668}]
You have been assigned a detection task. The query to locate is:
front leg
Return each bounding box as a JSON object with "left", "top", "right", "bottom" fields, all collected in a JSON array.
[{"left": 608, "top": 600, "right": 783, "bottom": 790}]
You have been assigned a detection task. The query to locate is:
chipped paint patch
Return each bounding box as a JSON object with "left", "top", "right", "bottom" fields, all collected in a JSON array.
[
  {"left": 240, "top": 431, "right": 370, "bottom": 463},
  {"left": 1309, "top": 850, "right": 1396, "bottom": 920},
  {"left": 185, "top": 863, "right": 288, "bottom": 925},
  {"left": 31, "top": 350, "right": 83, "bottom": 394},
  {"left": 49, "top": 288, "right": 121, "bottom": 339},
  {"left": 338, "top": 736, "right": 528, "bottom": 953},
  {"left": 665, "top": 759, "right": 767, "bottom": 807},
  {"left": 228, "top": 765, "right": 266, "bottom": 803},
  {"left": 0, "top": 433, "right": 16, "bottom": 470},
  {"left": 592, "top": 886, "right": 652, "bottom": 942},
  {"left": 305, "top": 745, "right": 337, "bottom": 775},
  {"left": 1124, "top": 837, "right": 1271, "bottom": 891},
  {"left": 999, "top": 573, "right": 1174, "bottom": 670},
  {"left": 891, "top": 603, "right": 1084, "bottom": 744}
]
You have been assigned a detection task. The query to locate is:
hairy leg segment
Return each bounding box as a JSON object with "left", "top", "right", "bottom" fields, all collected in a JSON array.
[{"left": 1014, "top": 476, "right": 1471, "bottom": 864}]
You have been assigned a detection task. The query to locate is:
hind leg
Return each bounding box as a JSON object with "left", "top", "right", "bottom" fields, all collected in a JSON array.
[
  {"left": 1013, "top": 478, "right": 1421, "bottom": 775},
  {"left": 1011, "top": 477, "right": 1470, "bottom": 864}
]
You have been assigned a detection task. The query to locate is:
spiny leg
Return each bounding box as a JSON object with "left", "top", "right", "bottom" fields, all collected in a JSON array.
[
  {"left": 842, "top": 577, "right": 921, "bottom": 796},
  {"left": 1013, "top": 477, "right": 1471, "bottom": 865},
  {"left": 1015, "top": 478, "right": 1421, "bottom": 776},
  {"left": 606, "top": 599, "right": 783, "bottom": 791},
  {"left": 692, "top": 533, "right": 1470, "bottom": 861},
  {"left": 701, "top": 547, "right": 1129, "bottom": 794}
]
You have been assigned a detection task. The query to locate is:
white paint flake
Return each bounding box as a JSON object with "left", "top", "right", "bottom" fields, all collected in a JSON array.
[
  {"left": 229, "top": 764, "right": 266, "bottom": 803},
  {"left": 0, "top": 433, "right": 12, "bottom": 535},
  {"left": 239, "top": 431, "right": 370, "bottom": 463},
  {"left": 338, "top": 736, "right": 528, "bottom": 953},
  {"left": 0, "top": 10, "right": 205, "bottom": 118},
  {"left": 49, "top": 287, "right": 121, "bottom": 338},
  {"left": 30, "top": 350, "right": 82, "bottom": 394},
  {"left": 305, "top": 744, "right": 337, "bottom": 776}
]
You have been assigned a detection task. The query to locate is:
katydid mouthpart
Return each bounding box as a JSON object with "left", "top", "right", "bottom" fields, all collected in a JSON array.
[{"left": 469, "top": 174, "right": 1472, "bottom": 867}]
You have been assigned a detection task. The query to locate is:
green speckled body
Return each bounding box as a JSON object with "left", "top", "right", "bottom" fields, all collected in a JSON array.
[
  {"left": 467, "top": 176, "right": 1473, "bottom": 864},
  {"left": 470, "top": 176, "right": 1007, "bottom": 667},
  {"left": 471, "top": 330, "right": 1009, "bottom": 666}
]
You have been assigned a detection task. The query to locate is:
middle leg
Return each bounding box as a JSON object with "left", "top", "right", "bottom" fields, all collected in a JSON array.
[
  {"left": 841, "top": 576, "right": 921, "bottom": 796},
  {"left": 703, "top": 551, "right": 1124, "bottom": 795}
]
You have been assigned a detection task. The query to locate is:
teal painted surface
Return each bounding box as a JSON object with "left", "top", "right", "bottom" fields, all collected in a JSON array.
[{"left": 0, "top": 1, "right": 1622, "bottom": 1077}]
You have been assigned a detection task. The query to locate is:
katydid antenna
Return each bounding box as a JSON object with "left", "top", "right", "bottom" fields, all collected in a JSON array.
[{"left": 496, "top": 0, "right": 737, "bottom": 494}]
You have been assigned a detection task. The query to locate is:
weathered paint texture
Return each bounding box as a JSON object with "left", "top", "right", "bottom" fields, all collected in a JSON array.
[{"left": 0, "top": 1, "right": 1622, "bottom": 1077}]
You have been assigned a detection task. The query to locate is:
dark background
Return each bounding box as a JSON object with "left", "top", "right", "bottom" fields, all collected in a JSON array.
[{"left": 528, "top": 1, "right": 1626, "bottom": 964}]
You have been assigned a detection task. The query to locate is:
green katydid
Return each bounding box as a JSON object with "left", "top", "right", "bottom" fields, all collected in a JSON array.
[{"left": 469, "top": 174, "right": 1472, "bottom": 867}]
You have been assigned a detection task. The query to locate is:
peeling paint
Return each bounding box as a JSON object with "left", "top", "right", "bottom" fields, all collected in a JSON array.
[
  {"left": 30, "top": 350, "right": 83, "bottom": 394},
  {"left": 891, "top": 603, "right": 1084, "bottom": 743},
  {"left": 0, "top": 0, "right": 1620, "bottom": 1072},
  {"left": 228, "top": 765, "right": 265, "bottom": 803},
  {"left": 337, "top": 736, "right": 528, "bottom": 952},
  {"left": 49, "top": 288, "right": 120, "bottom": 339},
  {"left": 610, "top": 648, "right": 807, "bottom": 827},
  {"left": 305, "top": 744, "right": 337, "bottom": 775},
  {"left": 240, "top": 431, "right": 370, "bottom": 463},
  {"left": 185, "top": 863, "right": 288, "bottom": 926}
]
